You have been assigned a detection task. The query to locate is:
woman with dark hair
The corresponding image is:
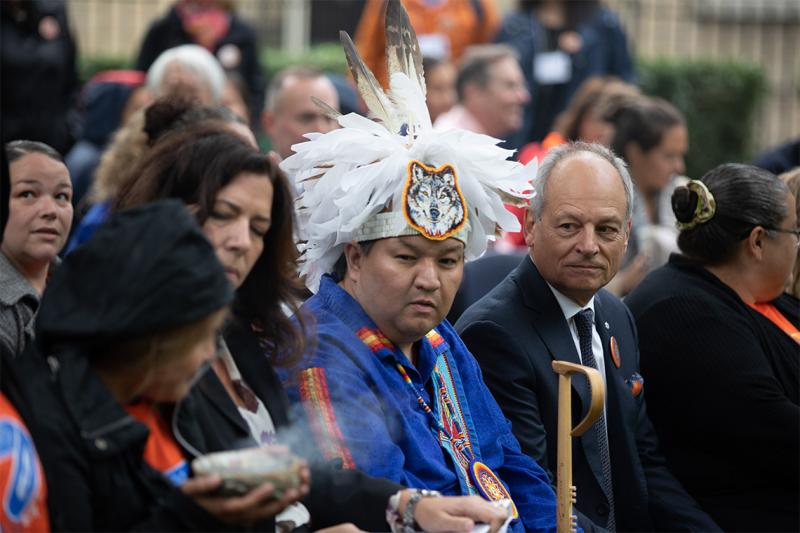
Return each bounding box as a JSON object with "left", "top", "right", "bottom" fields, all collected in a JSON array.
[
  {"left": 116, "top": 124, "right": 303, "bottom": 367},
  {"left": 1, "top": 140, "right": 73, "bottom": 355},
  {"left": 609, "top": 96, "right": 688, "bottom": 226},
  {"left": 625, "top": 163, "right": 799, "bottom": 532},
  {"left": 116, "top": 125, "right": 510, "bottom": 532},
  {"left": 607, "top": 96, "right": 688, "bottom": 294}
]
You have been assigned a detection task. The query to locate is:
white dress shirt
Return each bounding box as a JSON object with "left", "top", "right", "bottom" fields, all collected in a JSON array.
[{"left": 546, "top": 283, "right": 608, "bottom": 391}]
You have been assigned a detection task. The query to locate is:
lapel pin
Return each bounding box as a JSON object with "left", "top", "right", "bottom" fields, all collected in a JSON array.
[
  {"left": 604, "top": 321, "right": 610, "bottom": 329},
  {"left": 610, "top": 336, "right": 621, "bottom": 368}
]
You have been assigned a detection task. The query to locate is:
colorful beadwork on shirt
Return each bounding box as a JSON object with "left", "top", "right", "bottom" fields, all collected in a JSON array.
[
  {"left": 434, "top": 354, "right": 475, "bottom": 481},
  {"left": 298, "top": 367, "right": 356, "bottom": 469},
  {"left": 471, "top": 461, "right": 519, "bottom": 518},
  {"left": 357, "top": 326, "right": 478, "bottom": 494},
  {"left": 426, "top": 329, "right": 445, "bottom": 348}
]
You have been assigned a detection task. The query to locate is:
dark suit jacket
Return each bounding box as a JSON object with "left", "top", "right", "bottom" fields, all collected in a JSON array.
[
  {"left": 447, "top": 251, "right": 527, "bottom": 324},
  {"left": 456, "top": 257, "right": 718, "bottom": 532},
  {"left": 175, "top": 319, "right": 402, "bottom": 532}
]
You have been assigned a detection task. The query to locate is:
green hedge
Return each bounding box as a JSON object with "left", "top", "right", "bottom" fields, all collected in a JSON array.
[
  {"left": 78, "top": 44, "right": 349, "bottom": 84},
  {"left": 637, "top": 58, "right": 767, "bottom": 179},
  {"left": 78, "top": 56, "right": 134, "bottom": 84},
  {"left": 260, "top": 43, "right": 347, "bottom": 80}
]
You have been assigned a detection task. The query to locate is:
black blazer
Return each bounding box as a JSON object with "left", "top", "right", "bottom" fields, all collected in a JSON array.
[
  {"left": 456, "top": 257, "right": 719, "bottom": 532},
  {"left": 176, "top": 319, "right": 402, "bottom": 532}
]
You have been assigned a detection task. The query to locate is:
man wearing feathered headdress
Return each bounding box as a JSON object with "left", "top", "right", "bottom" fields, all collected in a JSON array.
[{"left": 278, "top": 2, "right": 558, "bottom": 531}]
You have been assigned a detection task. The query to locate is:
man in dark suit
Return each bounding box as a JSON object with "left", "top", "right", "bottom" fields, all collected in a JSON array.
[{"left": 456, "top": 142, "right": 719, "bottom": 532}]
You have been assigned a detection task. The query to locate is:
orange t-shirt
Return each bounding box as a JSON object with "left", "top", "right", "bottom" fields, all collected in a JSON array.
[
  {"left": 125, "top": 403, "right": 189, "bottom": 487},
  {"left": 355, "top": 0, "right": 500, "bottom": 89},
  {"left": 0, "top": 392, "right": 50, "bottom": 532}
]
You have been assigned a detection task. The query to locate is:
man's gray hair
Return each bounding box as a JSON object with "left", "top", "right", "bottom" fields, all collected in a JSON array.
[
  {"left": 264, "top": 65, "right": 327, "bottom": 112},
  {"left": 456, "top": 44, "right": 519, "bottom": 101},
  {"left": 528, "top": 142, "right": 634, "bottom": 222},
  {"left": 147, "top": 44, "right": 226, "bottom": 103}
]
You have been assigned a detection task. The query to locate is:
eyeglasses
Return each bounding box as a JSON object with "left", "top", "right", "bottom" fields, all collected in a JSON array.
[{"left": 764, "top": 226, "right": 800, "bottom": 248}]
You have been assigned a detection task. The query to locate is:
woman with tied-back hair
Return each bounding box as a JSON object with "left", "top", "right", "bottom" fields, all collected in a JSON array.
[
  {"left": 603, "top": 96, "right": 689, "bottom": 295},
  {"left": 625, "top": 163, "right": 799, "bottom": 532},
  {"left": 115, "top": 124, "right": 511, "bottom": 533}
]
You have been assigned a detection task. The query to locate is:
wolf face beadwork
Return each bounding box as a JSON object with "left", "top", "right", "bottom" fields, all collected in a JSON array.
[{"left": 402, "top": 160, "right": 468, "bottom": 240}]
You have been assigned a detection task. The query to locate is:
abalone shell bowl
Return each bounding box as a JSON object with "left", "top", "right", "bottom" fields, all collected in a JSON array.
[{"left": 191, "top": 446, "right": 304, "bottom": 497}]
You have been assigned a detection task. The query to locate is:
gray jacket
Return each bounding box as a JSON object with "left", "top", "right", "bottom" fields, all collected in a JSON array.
[{"left": 0, "top": 251, "right": 40, "bottom": 356}]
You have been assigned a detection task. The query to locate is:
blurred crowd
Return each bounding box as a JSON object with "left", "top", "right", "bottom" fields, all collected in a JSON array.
[{"left": 1, "top": 1, "right": 798, "bottom": 532}]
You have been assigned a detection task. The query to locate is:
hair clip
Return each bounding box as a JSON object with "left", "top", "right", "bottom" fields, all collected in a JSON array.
[{"left": 676, "top": 180, "right": 716, "bottom": 230}]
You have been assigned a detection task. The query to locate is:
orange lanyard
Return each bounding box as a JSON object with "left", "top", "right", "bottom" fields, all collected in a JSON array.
[{"left": 748, "top": 302, "right": 800, "bottom": 345}]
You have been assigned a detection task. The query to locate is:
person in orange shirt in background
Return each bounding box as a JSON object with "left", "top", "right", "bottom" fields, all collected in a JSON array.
[{"left": 355, "top": 0, "right": 499, "bottom": 89}]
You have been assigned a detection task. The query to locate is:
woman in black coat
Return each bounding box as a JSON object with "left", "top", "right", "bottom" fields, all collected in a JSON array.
[{"left": 625, "top": 164, "right": 799, "bottom": 532}]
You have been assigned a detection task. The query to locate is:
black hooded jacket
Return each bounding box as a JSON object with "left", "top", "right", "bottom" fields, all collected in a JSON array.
[{"left": 17, "top": 200, "right": 234, "bottom": 531}]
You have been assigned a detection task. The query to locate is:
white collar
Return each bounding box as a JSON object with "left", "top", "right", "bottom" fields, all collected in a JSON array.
[
  {"left": 216, "top": 338, "right": 243, "bottom": 381},
  {"left": 545, "top": 282, "right": 596, "bottom": 323}
]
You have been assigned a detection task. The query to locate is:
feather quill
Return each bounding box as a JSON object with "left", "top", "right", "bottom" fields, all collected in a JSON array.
[
  {"left": 385, "top": 0, "right": 426, "bottom": 97},
  {"left": 339, "top": 30, "right": 399, "bottom": 133},
  {"left": 311, "top": 96, "right": 342, "bottom": 121}
]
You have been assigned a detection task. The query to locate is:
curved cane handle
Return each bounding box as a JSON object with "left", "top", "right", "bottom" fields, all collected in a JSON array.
[
  {"left": 552, "top": 360, "right": 605, "bottom": 436},
  {"left": 552, "top": 360, "right": 606, "bottom": 533}
]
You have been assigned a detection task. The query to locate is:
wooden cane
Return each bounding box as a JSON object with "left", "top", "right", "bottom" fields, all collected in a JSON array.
[{"left": 552, "top": 360, "right": 605, "bottom": 533}]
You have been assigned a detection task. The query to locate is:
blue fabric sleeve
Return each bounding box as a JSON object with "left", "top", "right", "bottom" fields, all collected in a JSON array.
[{"left": 282, "top": 330, "right": 423, "bottom": 489}]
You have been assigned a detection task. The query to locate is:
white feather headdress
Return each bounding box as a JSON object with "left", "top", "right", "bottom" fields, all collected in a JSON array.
[{"left": 281, "top": 0, "right": 535, "bottom": 292}]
